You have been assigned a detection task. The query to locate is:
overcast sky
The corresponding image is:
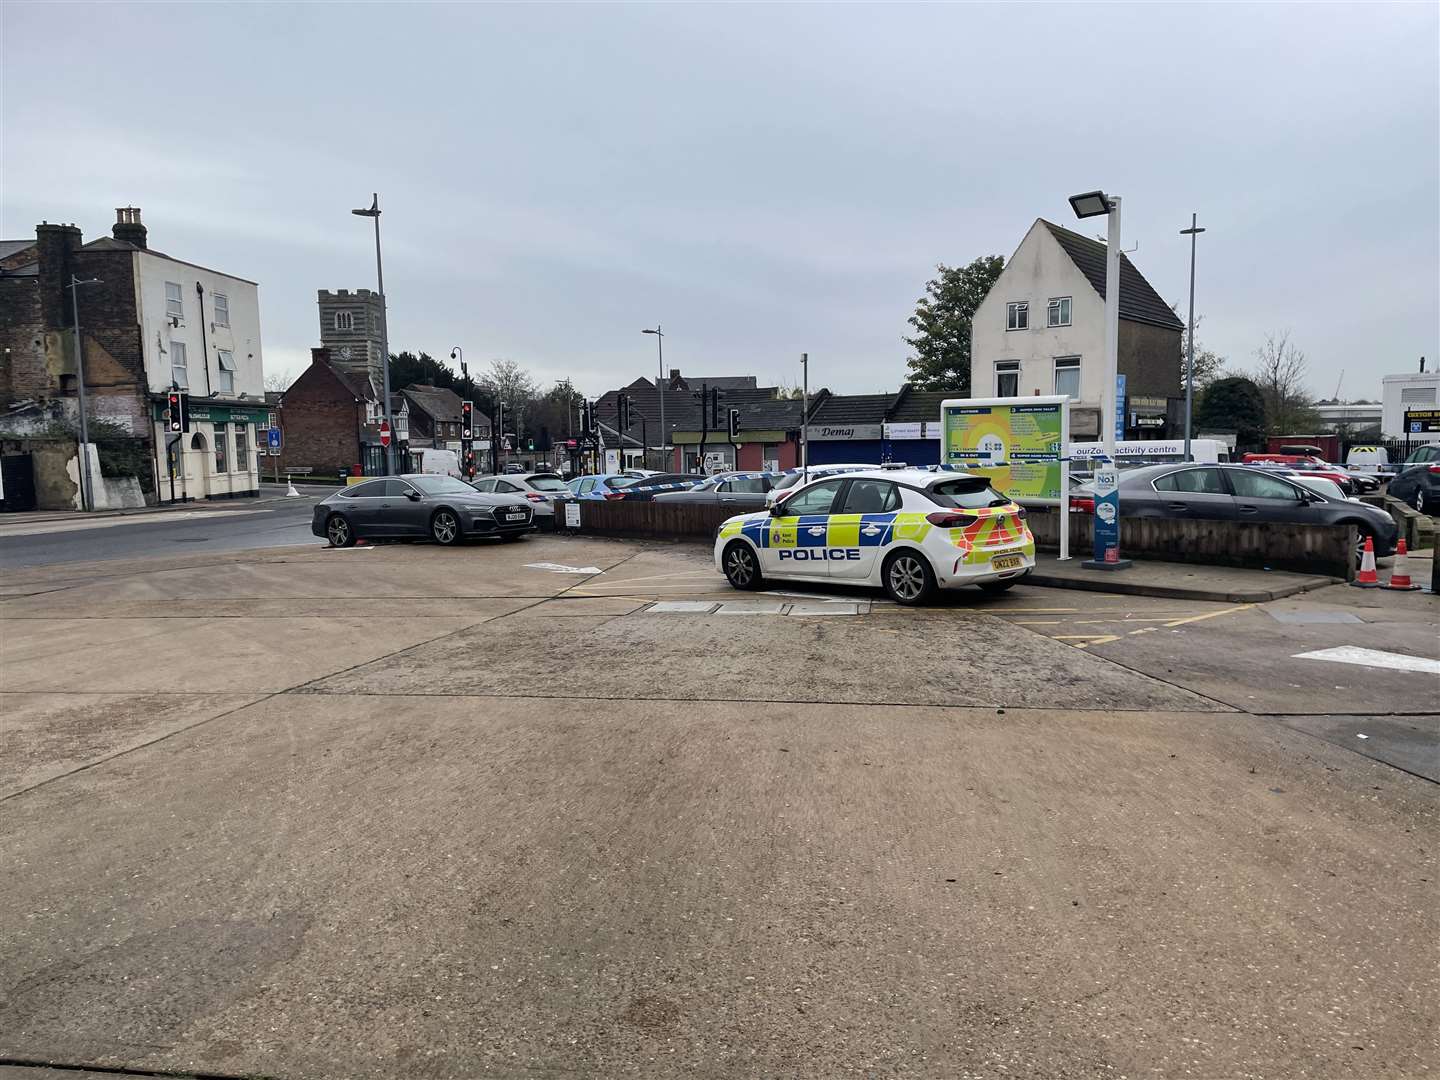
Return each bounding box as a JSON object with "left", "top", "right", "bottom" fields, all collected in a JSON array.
[{"left": 4, "top": 2, "right": 1436, "bottom": 400}]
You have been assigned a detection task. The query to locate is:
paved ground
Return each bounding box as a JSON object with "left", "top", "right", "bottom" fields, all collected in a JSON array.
[{"left": 0, "top": 529, "right": 1436, "bottom": 1079}]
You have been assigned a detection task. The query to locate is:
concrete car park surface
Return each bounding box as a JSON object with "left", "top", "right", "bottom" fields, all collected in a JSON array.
[{"left": 0, "top": 529, "right": 1436, "bottom": 1079}]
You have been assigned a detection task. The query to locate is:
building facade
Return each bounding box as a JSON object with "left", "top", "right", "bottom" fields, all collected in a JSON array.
[
  {"left": 278, "top": 347, "right": 409, "bottom": 478},
  {"left": 1381, "top": 369, "right": 1439, "bottom": 443},
  {"left": 0, "top": 207, "right": 268, "bottom": 506},
  {"left": 971, "top": 219, "right": 1184, "bottom": 439}
]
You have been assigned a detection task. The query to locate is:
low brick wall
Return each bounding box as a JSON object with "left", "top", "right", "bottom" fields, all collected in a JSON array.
[
  {"left": 558, "top": 498, "right": 737, "bottom": 540},
  {"left": 1025, "top": 508, "right": 1355, "bottom": 579}
]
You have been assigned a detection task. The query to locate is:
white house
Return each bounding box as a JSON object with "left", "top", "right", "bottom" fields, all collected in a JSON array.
[
  {"left": 1381, "top": 368, "right": 1439, "bottom": 443},
  {"left": 971, "top": 220, "right": 1184, "bottom": 439},
  {"left": 115, "top": 209, "right": 269, "bottom": 499}
]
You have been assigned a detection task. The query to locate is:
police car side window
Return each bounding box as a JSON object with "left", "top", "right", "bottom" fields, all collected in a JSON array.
[
  {"left": 842, "top": 480, "right": 899, "bottom": 514},
  {"left": 782, "top": 479, "right": 845, "bottom": 516}
]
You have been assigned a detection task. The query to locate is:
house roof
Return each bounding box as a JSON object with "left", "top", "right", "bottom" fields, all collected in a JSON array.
[
  {"left": 685, "top": 375, "right": 758, "bottom": 391},
  {"left": 886, "top": 388, "right": 954, "bottom": 423},
  {"left": 77, "top": 236, "right": 260, "bottom": 286},
  {"left": 401, "top": 384, "right": 464, "bottom": 423},
  {"left": 595, "top": 383, "right": 801, "bottom": 437},
  {"left": 0, "top": 239, "right": 34, "bottom": 260},
  {"left": 1041, "top": 221, "right": 1183, "bottom": 331},
  {"left": 806, "top": 392, "right": 895, "bottom": 426}
]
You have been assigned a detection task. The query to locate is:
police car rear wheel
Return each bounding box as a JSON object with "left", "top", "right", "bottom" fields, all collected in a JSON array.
[
  {"left": 883, "top": 550, "right": 935, "bottom": 605},
  {"left": 723, "top": 541, "right": 764, "bottom": 590}
]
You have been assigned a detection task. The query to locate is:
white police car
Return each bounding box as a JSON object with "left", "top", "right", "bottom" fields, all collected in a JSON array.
[{"left": 714, "top": 469, "right": 1035, "bottom": 604}]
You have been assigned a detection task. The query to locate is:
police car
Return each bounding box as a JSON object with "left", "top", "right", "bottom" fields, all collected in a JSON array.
[{"left": 713, "top": 469, "right": 1035, "bottom": 604}]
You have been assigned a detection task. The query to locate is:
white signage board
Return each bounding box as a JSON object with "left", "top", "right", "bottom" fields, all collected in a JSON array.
[
  {"left": 603, "top": 449, "right": 621, "bottom": 473},
  {"left": 809, "top": 424, "right": 882, "bottom": 441},
  {"left": 564, "top": 501, "right": 581, "bottom": 529}
]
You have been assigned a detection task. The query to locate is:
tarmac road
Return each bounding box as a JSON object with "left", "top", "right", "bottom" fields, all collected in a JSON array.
[{"left": 0, "top": 536, "right": 1435, "bottom": 1080}]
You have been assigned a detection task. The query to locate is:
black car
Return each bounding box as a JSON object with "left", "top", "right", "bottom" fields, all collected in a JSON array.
[
  {"left": 1385, "top": 445, "right": 1440, "bottom": 515},
  {"left": 1075, "top": 463, "right": 1399, "bottom": 557},
  {"left": 311, "top": 474, "right": 534, "bottom": 548},
  {"left": 651, "top": 471, "right": 779, "bottom": 510}
]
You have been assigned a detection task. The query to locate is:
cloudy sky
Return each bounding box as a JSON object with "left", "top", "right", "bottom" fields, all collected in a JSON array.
[{"left": 4, "top": 2, "right": 1436, "bottom": 400}]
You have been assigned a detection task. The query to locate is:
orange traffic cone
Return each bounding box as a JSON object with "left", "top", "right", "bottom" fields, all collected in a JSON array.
[
  {"left": 1351, "top": 535, "right": 1379, "bottom": 588},
  {"left": 1386, "top": 539, "right": 1421, "bottom": 591}
]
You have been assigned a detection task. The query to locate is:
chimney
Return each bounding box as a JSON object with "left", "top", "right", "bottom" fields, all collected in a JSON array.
[
  {"left": 35, "top": 222, "right": 84, "bottom": 328},
  {"left": 1421, "top": 356, "right": 1427, "bottom": 373},
  {"left": 113, "top": 206, "right": 147, "bottom": 249}
]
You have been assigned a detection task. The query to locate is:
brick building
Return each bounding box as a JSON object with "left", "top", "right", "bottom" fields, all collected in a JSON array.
[
  {"left": 278, "top": 347, "right": 409, "bottom": 478},
  {"left": 1, "top": 208, "right": 268, "bottom": 507}
]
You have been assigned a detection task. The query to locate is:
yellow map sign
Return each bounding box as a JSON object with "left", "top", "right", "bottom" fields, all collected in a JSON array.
[{"left": 940, "top": 397, "right": 1069, "bottom": 502}]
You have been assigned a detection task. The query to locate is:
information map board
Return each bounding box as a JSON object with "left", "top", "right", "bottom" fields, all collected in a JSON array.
[{"left": 939, "top": 397, "right": 1070, "bottom": 504}]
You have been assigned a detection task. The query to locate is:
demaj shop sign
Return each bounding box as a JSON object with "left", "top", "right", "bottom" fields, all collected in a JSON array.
[{"left": 809, "top": 424, "right": 882, "bottom": 441}]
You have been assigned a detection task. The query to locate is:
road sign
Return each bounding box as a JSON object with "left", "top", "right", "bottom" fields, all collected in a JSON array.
[
  {"left": 379, "top": 420, "right": 392, "bottom": 447},
  {"left": 267, "top": 428, "right": 282, "bottom": 450}
]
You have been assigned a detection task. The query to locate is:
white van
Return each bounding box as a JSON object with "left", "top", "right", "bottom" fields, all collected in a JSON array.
[
  {"left": 412, "top": 448, "right": 461, "bottom": 478},
  {"left": 1345, "top": 445, "right": 1391, "bottom": 476}
]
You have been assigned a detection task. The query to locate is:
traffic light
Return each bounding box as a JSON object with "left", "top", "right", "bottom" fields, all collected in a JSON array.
[
  {"left": 524, "top": 436, "right": 535, "bottom": 452},
  {"left": 463, "top": 448, "right": 477, "bottom": 478},
  {"left": 582, "top": 400, "right": 595, "bottom": 433},
  {"left": 461, "top": 400, "right": 474, "bottom": 441},
  {"left": 165, "top": 390, "right": 188, "bottom": 433},
  {"left": 727, "top": 407, "right": 741, "bottom": 440}
]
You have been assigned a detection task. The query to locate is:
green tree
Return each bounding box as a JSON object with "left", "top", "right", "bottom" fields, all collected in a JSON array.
[
  {"left": 1194, "top": 376, "right": 1267, "bottom": 451},
  {"left": 903, "top": 255, "right": 1005, "bottom": 393}
]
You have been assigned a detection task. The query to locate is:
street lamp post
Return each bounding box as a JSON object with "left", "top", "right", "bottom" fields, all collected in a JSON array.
[
  {"left": 800, "top": 352, "right": 809, "bottom": 483},
  {"left": 643, "top": 326, "right": 664, "bottom": 470},
  {"left": 1180, "top": 214, "right": 1206, "bottom": 462},
  {"left": 1069, "top": 189, "right": 1130, "bottom": 570},
  {"left": 351, "top": 194, "right": 395, "bottom": 476},
  {"left": 67, "top": 274, "right": 103, "bottom": 511}
]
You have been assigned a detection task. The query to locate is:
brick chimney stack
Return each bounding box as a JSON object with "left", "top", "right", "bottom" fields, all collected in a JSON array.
[{"left": 112, "top": 206, "right": 147, "bottom": 249}]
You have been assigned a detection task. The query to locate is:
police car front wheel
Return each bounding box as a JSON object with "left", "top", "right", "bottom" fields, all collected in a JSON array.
[
  {"left": 722, "top": 541, "right": 765, "bottom": 591},
  {"left": 883, "top": 550, "right": 935, "bottom": 605}
]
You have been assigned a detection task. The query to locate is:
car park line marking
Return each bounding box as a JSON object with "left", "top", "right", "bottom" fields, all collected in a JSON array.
[
  {"left": 1293, "top": 646, "right": 1440, "bottom": 675},
  {"left": 1161, "top": 604, "right": 1255, "bottom": 628},
  {"left": 524, "top": 562, "right": 603, "bottom": 574},
  {"left": 1011, "top": 620, "right": 1064, "bottom": 626},
  {"left": 1062, "top": 634, "right": 1123, "bottom": 649},
  {"left": 1071, "top": 616, "right": 1184, "bottom": 625}
]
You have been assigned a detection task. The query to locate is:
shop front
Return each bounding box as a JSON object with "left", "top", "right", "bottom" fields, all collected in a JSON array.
[{"left": 152, "top": 399, "right": 268, "bottom": 502}]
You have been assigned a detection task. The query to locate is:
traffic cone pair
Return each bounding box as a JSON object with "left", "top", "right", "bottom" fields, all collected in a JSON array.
[{"left": 1386, "top": 539, "right": 1421, "bottom": 591}]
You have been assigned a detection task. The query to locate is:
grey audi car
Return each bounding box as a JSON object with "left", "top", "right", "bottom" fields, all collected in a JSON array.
[{"left": 312, "top": 474, "right": 534, "bottom": 547}]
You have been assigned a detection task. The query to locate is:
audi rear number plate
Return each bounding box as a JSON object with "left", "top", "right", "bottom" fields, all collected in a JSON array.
[{"left": 991, "top": 555, "right": 1024, "bottom": 571}]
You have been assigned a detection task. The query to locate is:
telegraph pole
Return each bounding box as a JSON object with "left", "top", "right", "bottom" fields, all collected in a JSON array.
[
  {"left": 1180, "top": 213, "right": 1206, "bottom": 461},
  {"left": 67, "top": 275, "right": 103, "bottom": 511}
]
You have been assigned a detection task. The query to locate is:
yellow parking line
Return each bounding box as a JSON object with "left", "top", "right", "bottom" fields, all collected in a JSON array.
[
  {"left": 1163, "top": 604, "right": 1255, "bottom": 628},
  {"left": 1070, "top": 616, "right": 1190, "bottom": 625}
]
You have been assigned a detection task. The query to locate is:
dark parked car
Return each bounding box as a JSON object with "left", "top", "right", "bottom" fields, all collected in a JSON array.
[
  {"left": 652, "top": 471, "right": 780, "bottom": 510},
  {"left": 1386, "top": 445, "right": 1440, "bottom": 514},
  {"left": 1073, "top": 463, "right": 1399, "bottom": 557},
  {"left": 312, "top": 474, "right": 534, "bottom": 548}
]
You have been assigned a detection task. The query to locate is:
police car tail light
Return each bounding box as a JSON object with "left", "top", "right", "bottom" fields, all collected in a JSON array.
[
  {"left": 604, "top": 491, "right": 627, "bottom": 500},
  {"left": 926, "top": 512, "right": 977, "bottom": 528}
]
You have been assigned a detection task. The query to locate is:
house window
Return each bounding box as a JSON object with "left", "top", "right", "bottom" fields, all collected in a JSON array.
[
  {"left": 995, "top": 360, "right": 1020, "bottom": 398},
  {"left": 1047, "top": 297, "right": 1072, "bottom": 327},
  {"left": 170, "top": 341, "right": 189, "bottom": 389},
  {"left": 233, "top": 425, "right": 248, "bottom": 472},
  {"left": 334, "top": 311, "right": 354, "bottom": 331},
  {"left": 214, "top": 424, "right": 228, "bottom": 473},
  {"left": 165, "top": 281, "right": 184, "bottom": 319},
  {"left": 1006, "top": 302, "right": 1028, "bottom": 331},
  {"left": 217, "top": 349, "right": 236, "bottom": 395},
  {"left": 213, "top": 293, "right": 230, "bottom": 328},
  {"left": 1054, "top": 356, "right": 1081, "bottom": 399}
]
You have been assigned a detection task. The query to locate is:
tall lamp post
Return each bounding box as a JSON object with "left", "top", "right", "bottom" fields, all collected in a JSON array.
[
  {"left": 67, "top": 274, "right": 103, "bottom": 511},
  {"left": 351, "top": 194, "right": 395, "bottom": 475},
  {"left": 642, "top": 326, "right": 664, "bottom": 470},
  {"left": 1069, "top": 189, "right": 1130, "bottom": 570},
  {"left": 1180, "top": 214, "right": 1206, "bottom": 462}
]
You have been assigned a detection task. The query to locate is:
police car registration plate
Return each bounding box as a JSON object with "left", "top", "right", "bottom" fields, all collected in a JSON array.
[{"left": 991, "top": 555, "right": 1024, "bottom": 571}]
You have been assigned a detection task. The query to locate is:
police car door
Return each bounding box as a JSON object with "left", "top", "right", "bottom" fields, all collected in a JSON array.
[
  {"left": 827, "top": 478, "right": 901, "bottom": 580},
  {"left": 761, "top": 477, "right": 846, "bottom": 578}
]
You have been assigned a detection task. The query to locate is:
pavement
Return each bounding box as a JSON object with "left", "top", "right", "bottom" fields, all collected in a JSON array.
[
  {"left": 1025, "top": 550, "right": 1347, "bottom": 603},
  {"left": 0, "top": 530, "right": 1436, "bottom": 1079}
]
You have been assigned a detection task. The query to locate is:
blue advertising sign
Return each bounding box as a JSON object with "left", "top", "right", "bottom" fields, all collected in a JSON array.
[
  {"left": 1091, "top": 464, "right": 1121, "bottom": 564},
  {"left": 1115, "top": 373, "right": 1127, "bottom": 441}
]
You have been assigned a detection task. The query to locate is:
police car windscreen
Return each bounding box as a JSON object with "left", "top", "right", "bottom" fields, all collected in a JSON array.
[{"left": 929, "top": 477, "right": 1011, "bottom": 509}]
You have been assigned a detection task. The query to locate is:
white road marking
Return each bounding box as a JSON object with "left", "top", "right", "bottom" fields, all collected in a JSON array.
[
  {"left": 525, "top": 562, "right": 602, "bottom": 574},
  {"left": 1293, "top": 646, "right": 1440, "bottom": 675}
]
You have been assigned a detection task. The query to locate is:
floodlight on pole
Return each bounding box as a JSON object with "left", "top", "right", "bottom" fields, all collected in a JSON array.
[
  {"left": 351, "top": 193, "right": 395, "bottom": 476},
  {"left": 1070, "top": 187, "right": 1130, "bottom": 571},
  {"left": 643, "top": 326, "right": 664, "bottom": 470}
]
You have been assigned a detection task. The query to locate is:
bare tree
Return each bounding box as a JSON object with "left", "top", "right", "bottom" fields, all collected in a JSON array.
[
  {"left": 1252, "top": 331, "right": 1320, "bottom": 433},
  {"left": 263, "top": 370, "right": 292, "bottom": 393},
  {"left": 1180, "top": 315, "right": 1228, "bottom": 391}
]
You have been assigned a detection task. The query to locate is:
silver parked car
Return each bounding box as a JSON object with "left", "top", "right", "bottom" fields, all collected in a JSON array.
[
  {"left": 470, "top": 472, "right": 570, "bottom": 529},
  {"left": 652, "top": 471, "right": 781, "bottom": 511},
  {"left": 311, "top": 474, "right": 534, "bottom": 548}
]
